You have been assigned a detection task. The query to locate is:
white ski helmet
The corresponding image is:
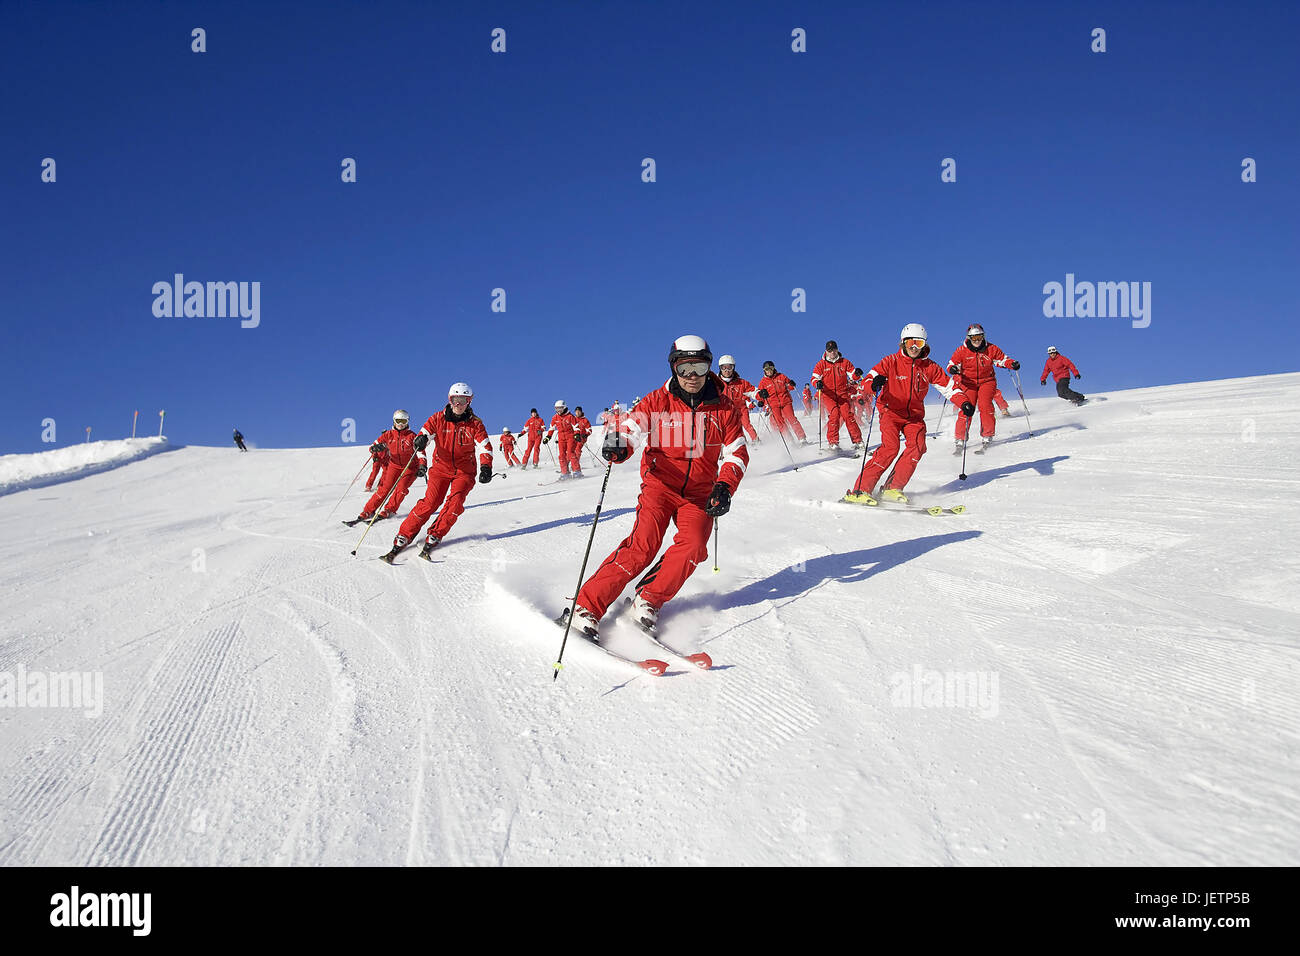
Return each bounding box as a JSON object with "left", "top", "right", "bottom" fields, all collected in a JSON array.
[
  {"left": 393, "top": 409, "right": 410, "bottom": 429},
  {"left": 966, "top": 324, "right": 985, "bottom": 337},
  {"left": 668, "top": 334, "right": 712, "bottom": 369},
  {"left": 502, "top": 426, "right": 511, "bottom": 433},
  {"left": 554, "top": 399, "right": 567, "bottom": 409},
  {"left": 900, "top": 323, "right": 928, "bottom": 343},
  {"left": 718, "top": 354, "right": 736, "bottom": 367},
  {"left": 448, "top": 382, "right": 473, "bottom": 400},
  {"left": 1047, "top": 345, "right": 1058, "bottom": 354}
]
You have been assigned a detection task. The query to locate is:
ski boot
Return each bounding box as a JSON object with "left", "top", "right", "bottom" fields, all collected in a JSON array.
[
  {"left": 880, "top": 488, "right": 909, "bottom": 504},
  {"left": 379, "top": 535, "right": 409, "bottom": 564},
  {"left": 556, "top": 605, "right": 600, "bottom": 641},
  {"left": 630, "top": 595, "right": 660, "bottom": 635},
  {"left": 417, "top": 536, "right": 440, "bottom": 561},
  {"left": 842, "top": 489, "right": 877, "bottom": 506}
]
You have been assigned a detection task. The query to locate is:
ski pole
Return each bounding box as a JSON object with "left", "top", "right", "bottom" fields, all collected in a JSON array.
[
  {"left": 932, "top": 399, "right": 947, "bottom": 439},
  {"left": 327, "top": 453, "right": 375, "bottom": 520},
  {"left": 958, "top": 433, "right": 970, "bottom": 481},
  {"left": 852, "top": 395, "right": 878, "bottom": 491},
  {"left": 553, "top": 458, "right": 616, "bottom": 680},
  {"left": 1011, "top": 369, "right": 1034, "bottom": 436},
  {"left": 817, "top": 393, "right": 823, "bottom": 451},
  {"left": 712, "top": 518, "right": 720, "bottom": 573},
  {"left": 770, "top": 411, "right": 798, "bottom": 469},
  {"left": 351, "top": 450, "right": 419, "bottom": 555}
]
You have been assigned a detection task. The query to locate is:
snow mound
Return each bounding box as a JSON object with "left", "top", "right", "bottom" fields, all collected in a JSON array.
[{"left": 0, "top": 438, "right": 174, "bottom": 496}]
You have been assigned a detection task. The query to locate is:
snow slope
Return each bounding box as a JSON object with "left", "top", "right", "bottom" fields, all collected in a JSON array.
[
  {"left": 1, "top": 375, "right": 1296, "bottom": 866},
  {"left": 0, "top": 438, "right": 173, "bottom": 497}
]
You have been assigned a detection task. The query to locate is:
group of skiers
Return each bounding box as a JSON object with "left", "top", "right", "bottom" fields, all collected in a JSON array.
[{"left": 344, "top": 329, "right": 1086, "bottom": 643}]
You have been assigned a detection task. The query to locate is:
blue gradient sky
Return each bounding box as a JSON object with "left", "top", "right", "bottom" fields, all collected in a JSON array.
[{"left": 3, "top": 0, "right": 1297, "bottom": 452}]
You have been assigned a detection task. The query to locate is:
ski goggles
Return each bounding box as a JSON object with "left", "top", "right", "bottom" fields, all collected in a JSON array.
[
  {"left": 674, "top": 361, "right": 710, "bottom": 378},
  {"left": 903, "top": 337, "right": 926, "bottom": 348},
  {"left": 448, "top": 396, "right": 471, "bottom": 406}
]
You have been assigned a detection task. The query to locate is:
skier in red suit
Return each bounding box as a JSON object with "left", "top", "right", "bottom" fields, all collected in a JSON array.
[
  {"left": 520, "top": 409, "right": 545, "bottom": 468},
  {"left": 844, "top": 324, "right": 973, "bottom": 505},
  {"left": 717, "top": 354, "right": 761, "bottom": 443},
  {"left": 811, "top": 340, "right": 864, "bottom": 451},
  {"left": 365, "top": 445, "right": 386, "bottom": 491},
  {"left": 1041, "top": 346, "right": 1085, "bottom": 404},
  {"left": 500, "top": 427, "right": 520, "bottom": 467},
  {"left": 572, "top": 407, "right": 593, "bottom": 472},
  {"left": 383, "top": 383, "right": 494, "bottom": 562},
  {"left": 356, "top": 409, "right": 422, "bottom": 521},
  {"left": 947, "top": 324, "right": 1019, "bottom": 452},
  {"left": 544, "top": 400, "right": 579, "bottom": 478},
  {"left": 802, "top": 384, "right": 813, "bottom": 416},
  {"left": 755, "top": 361, "right": 808, "bottom": 443},
  {"left": 560, "top": 335, "right": 749, "bottom": 638}
]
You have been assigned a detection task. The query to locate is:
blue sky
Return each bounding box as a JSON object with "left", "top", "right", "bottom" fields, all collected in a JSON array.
[{"left": 3, "top": 0, "right": 1297, "bottom": 452}]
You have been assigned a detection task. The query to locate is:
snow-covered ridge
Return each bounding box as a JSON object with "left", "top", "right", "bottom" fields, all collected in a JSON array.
[{"left": 0, "top": 437, "right": 174, "bottom": 497}]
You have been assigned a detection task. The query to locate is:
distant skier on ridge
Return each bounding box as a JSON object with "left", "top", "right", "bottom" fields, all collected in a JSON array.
[{"left": 1041, "top": 346, "right": 1085, "bottom": 405}]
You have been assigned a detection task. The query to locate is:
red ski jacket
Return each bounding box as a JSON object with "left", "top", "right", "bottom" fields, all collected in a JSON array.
[
  {"left": 500, "top": 432, "right": 516, "bottom": 453},
  {"left": 547, "top": 411, "right": 576, "bottom": 442},
  {"left": 1041, "top": 353, "right": 1081, "bottom": 383},
  {"left": 523, "top": 414, "right": 545, "bottom": 440},
  {"left": 755, "top": 373, "right": 798, "bottom": 409},
  {"left": 372, "top": 428, "right": 419, "bottom": 467},
  {"left": 866, "top": 346, "right": 968, "bottom": 422},
  {"left": 718, "top": 373, "right": 757, "bottom": 407},
  {"left": 417, "top": 408, "right": 493, "bottom": 475},
  {"left": 948, "top": 342, "right": 1015, "bottom": 388},
  {"left": 615, "top": 374, "right": 750, "bottom": 499},
  {"left": 573, "top": 415, "right": 592, "bottom": 442},
  {"left": 811, "top": 354, "right": 862, "bottom": 403}
]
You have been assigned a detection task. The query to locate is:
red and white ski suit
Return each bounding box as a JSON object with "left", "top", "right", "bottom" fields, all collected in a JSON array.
[
  {"left": 546, "top": 410, "right": 579, "bottom": 475},
  {"left": 363, "top": 427, "right": 421, "bottom": 515},
  {"left": 500, "top": 431, "right": 520, "bottom": 467},
  {"left": 718, "top": 373, "right": 759, "bottom": 441},
  {"left": 366, "top": 447, "right": 386, "bottom": 489},
  {"left": 573, "top": 415, "right": 593, "bottom": 468},
  {"left": 520, "top": 413, "right": 545, "bottom": 467},
  {"left": 755, "top": 372, "right": 807, "bottom": 441},
  {"left": 948, "top": 341, "right": 1016, "bottom": 440},
  {"left": 802, "top": 385, "right": 813, "bottom": 415},
  {"left": 396, "top": 408, "right": 493, "bottom": 546},
  {"left": 851, "top": 346, "right": 968, "bottom": 495},
  {"left": 811, "top": 353, "right": 864, "bottom": 446},
  {"left": 575, "top": 375, "right": 749, "bottom": 619}
]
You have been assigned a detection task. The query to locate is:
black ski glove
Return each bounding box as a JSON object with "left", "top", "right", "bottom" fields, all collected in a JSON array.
[
  {"left": 1040, "top": 379, "right": 1047, "bottom": 386},
  {"left": 1074, "top": 374, "right": 1081, "bottom": 379},
  {"left": 961, "top": 402, "right": 976, "bottom": 417},
  {"left": 756, "top": 389, "right": 769, "bottom": 401},
  {"left": 813, "top": 381, "right": 822, "bottom": 390},
  {"left": 542, "top": 435, "right": 551, "bottom": 444},
  {"left": 478, "top": 464, "right": 492, "bottom": 484},
  {"left": 602, "top": 434, "right": 632, "bottom": 464},
  {"left": 853, "top": 367, "right": 864, "bottom": 377},
  {"left": 947, "top": 363, "right": 961, "bottom": 376},
  {"left": 872, "top": 374, "right": 887, "bottom": 394},
  {"left": 369, "top": 442, "right": 384, "bottom": 455},
  {"left": 413, "top": 433, "right": 429, "bottom": 452},
  {"left": 1011, "top": 360, "right": 1021, "bottom": 371},
  {"left": 417, "top": 461, "right": 428, "bottom": 478},
  {"left": 705, "top": 482, "right": 732, "bottom": 517}
]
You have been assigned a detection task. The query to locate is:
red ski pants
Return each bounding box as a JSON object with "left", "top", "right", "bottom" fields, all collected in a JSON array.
[
  {"left": 993, "top": 388, "right": 1009, "bottom": 413},
  {"left": 396, "top": 465, "right": 475, "bottom": 544},
  {"left": 739, "top": 406, "right": 758, "bottom": 441},
  {"left": 954, "top": 381, "right": 997, "bottom": 440},
  {"left": 367, "top": 458, "right": 384, "bottom": 487},
  {"left": 767, "top": 402, "right": 806, "bottom": 441},
  {"left": 576, "top": 482, "right": 713, "bottom": 619},
  {"left": 823, "top": 396, "right": 863, "bottom": 445},
  {"left": 555, "top": 437, "right": 577, "bottom": 474},
  {"left": 853, "top": 409, "right": 927, "bottom": 494},
  {"left": 364, "top": 458, "right": 419, "bottom": 514},
  {"left": 503, "top": 445, "right": 520, "bottom": 466},
  {"left": 521, "top": 436, "right": 542, "bottom": 466}
]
